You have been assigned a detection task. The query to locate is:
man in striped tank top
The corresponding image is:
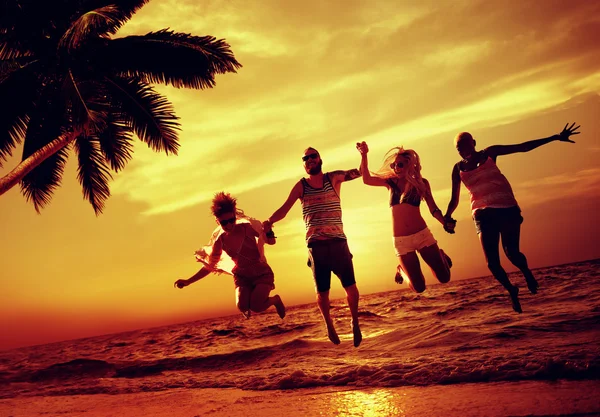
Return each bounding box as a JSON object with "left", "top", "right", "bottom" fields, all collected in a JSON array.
[
  {"left": 444, "top": 123, "right": 580, "bottom": 313},
  {"left": 264, "top": 147, "right": 363, "bottom": 347}
]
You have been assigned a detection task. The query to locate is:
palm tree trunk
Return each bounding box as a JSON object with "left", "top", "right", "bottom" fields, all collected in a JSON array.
[{"left": 0, "top": 129, "right": 81, "bottom": 197}]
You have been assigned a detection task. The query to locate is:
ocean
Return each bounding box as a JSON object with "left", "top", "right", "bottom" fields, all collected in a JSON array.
[{"left": 1, "top": 259, "right": 599, "bottom": 400}]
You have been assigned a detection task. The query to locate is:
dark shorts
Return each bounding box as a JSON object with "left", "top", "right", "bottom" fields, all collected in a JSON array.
[
  {"left": 232, "top": 262, "right": 275, "bottom": 290},
  {"left": 307, "top": 239, "right": 356, "bottom": 293},
  {"left": 473, "top": 206, "right": 523, "bottom": 235}
]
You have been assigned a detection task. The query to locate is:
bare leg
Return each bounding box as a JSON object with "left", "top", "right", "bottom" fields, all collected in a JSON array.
[
  {"left": 249, "top": 284, "right": 286, "bottom": 318},
  {"left": 419, "top": 243, "right": 451, "bottom": 284},
  {"left": 236, "top": 286, "right": 251, "bottom": 318},
  {"left": 479, "top": 230, "right": 522, "bottom": 313},
  {"left": 344, "top": 284, "right": 362, "bottom": 347},
  {"left": 317, "top": 291, "right": 340, "bottom": 345},
  {"left": 398, "top": 251, "right": 426, "bottom": 293},
  {"left": 501, "top": 222, "right": 538, "bottom": 294}
]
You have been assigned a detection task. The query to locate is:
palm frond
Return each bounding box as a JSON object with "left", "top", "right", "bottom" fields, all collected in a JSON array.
[
  {"left": 0, "top": 60, "right": 41, "bottom": 166},
  {"left": 19, "top": 86, "right": 70, "bottom": 212},
  {"left": 97, "top": 113, "right": 134, "bottom": 172},
  {"left": 75, "top": 133, "right": 112, "bottom": 214},
  {"left": 1, "top": 1, "right": 149, "bottom": 57},
  {"left": 76, "top": 0, "right": 150, "bottom": 35},
  {"left": 104, "top": 75, "right": 180, "bottom": 155},
  {"left": 59, "top": 5, "right": 125, "bottom": 51},
  {"left": 63, "top": 70, "right": 108, "bottom": 131},
  {"left": 21, "top": 146, "right": 69, "bottom": 213},
  {"left": 93, "top": 30, "right": 242, "bottom": 89}
]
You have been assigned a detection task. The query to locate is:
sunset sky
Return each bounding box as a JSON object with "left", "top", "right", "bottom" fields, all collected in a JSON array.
[{"left": 1, "top": 0, "right": 599, "bottom": 350}]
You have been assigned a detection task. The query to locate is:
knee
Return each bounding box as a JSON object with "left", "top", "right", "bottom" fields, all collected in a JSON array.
[
  {"left": 504, "top": 249, "right": 525, "bottom": 263},
  {"left": 486, "top": 261, "right": 503, "bottom": 274}
]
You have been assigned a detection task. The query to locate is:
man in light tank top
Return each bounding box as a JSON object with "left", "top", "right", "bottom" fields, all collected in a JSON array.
[
  {"left": 264, "top": 147, "right": 363, "bottom": 347},
  {"left": 444, "top": 123, "right": 580, "bottom": 313}
]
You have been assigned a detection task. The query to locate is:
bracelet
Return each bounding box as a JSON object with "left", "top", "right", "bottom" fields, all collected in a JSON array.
[{"left": 432, "top": 208, "right": 442, "bottom": 216}]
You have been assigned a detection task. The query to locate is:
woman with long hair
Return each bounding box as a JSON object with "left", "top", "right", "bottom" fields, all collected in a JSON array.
[{"left": 357, "top": 142, "right": 451, "bottom": 293}]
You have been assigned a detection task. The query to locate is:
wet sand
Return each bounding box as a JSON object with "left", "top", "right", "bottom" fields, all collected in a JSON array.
[{"left": 1, "top": 379, "right": 599, "bottom": 417}]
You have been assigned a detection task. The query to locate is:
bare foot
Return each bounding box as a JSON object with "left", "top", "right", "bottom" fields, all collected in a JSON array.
[
  {"left": 326, "top": 323, "right": 340, "bottom": 345},
  {"left": 273, "top": 295, "right": 286, "bottom": 319},
  {"left": 352, "top": 321, "right": 362, "bottom": 348},
  {"left": 508, "top": 286, "right": 522, "bottom": 314},
  {"left": 525, "top": 275, "right": 539, "bottom": 294}
]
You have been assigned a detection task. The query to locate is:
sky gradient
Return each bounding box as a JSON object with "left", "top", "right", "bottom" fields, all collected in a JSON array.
[{"left": 1, "top": 0, "right": 599, "bottom": 350}]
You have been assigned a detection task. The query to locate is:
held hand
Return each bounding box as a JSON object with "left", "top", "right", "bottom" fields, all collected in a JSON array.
[
  {"left": 557, "top": 122, "right": 580, "bottom": 143},
  {"left": 174, "top": 279, "right": 188, "bottom": 289},
  {"left": 356, "top": 141, "right": 369, "bottom": 155},
  {"left": 262, "top": 220, "right": 272, "bottom": 233},
  {"left": 443, "top": 216, "right": 457, "bottom": 234}
]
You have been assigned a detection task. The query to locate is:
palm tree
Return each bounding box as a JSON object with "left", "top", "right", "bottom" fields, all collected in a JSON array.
[{"left": 0, "top": 0, "right": 241, "bottom": 214}]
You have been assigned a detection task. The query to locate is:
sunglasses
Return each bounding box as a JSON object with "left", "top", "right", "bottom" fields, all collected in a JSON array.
[
  {"left": 219, "top": 217, "right": 236, "bottom": 226},
  {"left": 302, "top": 153, "right": 319, "bottom": 162},
  {"left": 391, "top": 162, "right": 405, "bottom": 169}
]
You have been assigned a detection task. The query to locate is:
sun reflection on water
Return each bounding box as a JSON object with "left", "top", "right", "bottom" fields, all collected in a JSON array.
[{"left": 326, "top": 389, "right": 407, "bottom": 417}]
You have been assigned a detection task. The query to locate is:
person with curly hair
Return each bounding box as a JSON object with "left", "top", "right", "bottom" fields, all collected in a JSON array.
[
  {"left": 357, "top": 141, "right": 452, "bottom": 293},
  {"left": 174, "top": 192, "right": 286, "bottom": 319},
  {"left": 444, "top": 123, "right": 580, "bottom": 313}
]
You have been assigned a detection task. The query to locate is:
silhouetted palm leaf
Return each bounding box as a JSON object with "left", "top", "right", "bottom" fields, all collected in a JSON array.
[
  {"left": 75, "top": 133, "right": 112, "bottom": 214},
  {"left": 105, "top": 75, "right": 179, "bottom": 155},
  {"left": 0, "top": 60, "right": 40, "bottom": 164},
  {"left": 97, "top": 114, "right": 133, "bottom": 172},
  {"left": 1, "top": 0, "right": 241, "bottom": 212},
  {"left": 98, "top": 30, "right": 242, "bottom": 89}
]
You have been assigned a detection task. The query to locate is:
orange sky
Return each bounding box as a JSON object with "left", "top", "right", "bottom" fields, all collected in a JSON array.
[{"left": 1, "top": 0, "right": 599, "bottom": 350}]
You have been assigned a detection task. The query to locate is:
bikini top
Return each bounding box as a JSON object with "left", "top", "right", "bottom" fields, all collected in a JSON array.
[{"left": 387, "top": 179, "right": 421, "bottom": 207}]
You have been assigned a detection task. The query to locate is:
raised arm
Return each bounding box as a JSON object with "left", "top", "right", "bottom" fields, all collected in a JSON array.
[
  {"left": 486, "top": 122, "right": 580, "bottom": 158},
  {"left": 422, "top": 179, "right": 444, "bottom": 226},
  {"left": 356, "top": 141, "right": 388, "bottom": 187}
]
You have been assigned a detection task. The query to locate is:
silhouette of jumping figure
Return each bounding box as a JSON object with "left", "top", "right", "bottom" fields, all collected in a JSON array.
[
  {"left": 357, "top": 142, "right": 451, "bottom": 293},
  {"left": 264, "top": 148, "right": 363, "bottom": 347},
  {"left": 444, "top": 123, "right": 580, "bottom": 313},
  {"left": 174, "top": 192, "right": 285, "bottom": 319}
]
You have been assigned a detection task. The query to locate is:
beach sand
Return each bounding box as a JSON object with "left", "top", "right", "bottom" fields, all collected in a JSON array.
[{"left": 2, "top": 380, "right": 599, "bottom": 417}]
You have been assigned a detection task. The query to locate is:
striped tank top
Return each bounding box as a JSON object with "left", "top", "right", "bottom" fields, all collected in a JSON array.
[
  {"left": 301, "top": 173, "right": 347, "bottom": 244},
  {"left": 459, "top": 157, "right": 518, "bottom": 214}
]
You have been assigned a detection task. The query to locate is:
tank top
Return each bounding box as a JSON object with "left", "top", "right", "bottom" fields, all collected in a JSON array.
[
  {"left": 301, "top": 173, "right": 347, "bottom": 245},
  {"left": 459, "top": 157, "right": 518, "bottom": 214}
]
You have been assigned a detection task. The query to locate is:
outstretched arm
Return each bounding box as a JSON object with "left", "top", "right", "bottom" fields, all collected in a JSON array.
[
  {"left": 357, "top": 141, "right": 388, "bottom": 187},
  {"left": 174, "top": 239, "right": 223, "bottom": 288},
  {"left": 422, "top": 179, "right": 444, "bottom": 226},
  {"left": 266, "top": 181, "right": 302, "bottom": 227},
  {"left": 174, "top": 267, "right": 211, "bottom": 289},
  {"left": 487, "top": 122, "right": 580, "bottom": 158}
]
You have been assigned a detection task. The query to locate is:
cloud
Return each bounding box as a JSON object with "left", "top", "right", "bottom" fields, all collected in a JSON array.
[{"left": 108, "top": 0, "right": 600, "bottom": 216}]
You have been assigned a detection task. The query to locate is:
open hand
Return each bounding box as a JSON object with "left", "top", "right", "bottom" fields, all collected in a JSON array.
[
  {"left": 557, "top": 122, "right": 580, "bottom": 143},
  {"left": 356, "top": 141, "right": 369, "bottom": 154},
  {"left": 174, "top": 279, "right": 188, "bottom": 289}
]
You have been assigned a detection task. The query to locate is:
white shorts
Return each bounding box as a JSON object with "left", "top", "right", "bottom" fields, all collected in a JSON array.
[{"left": 393, "top": 227, "right": 437, "bottom": 257}]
